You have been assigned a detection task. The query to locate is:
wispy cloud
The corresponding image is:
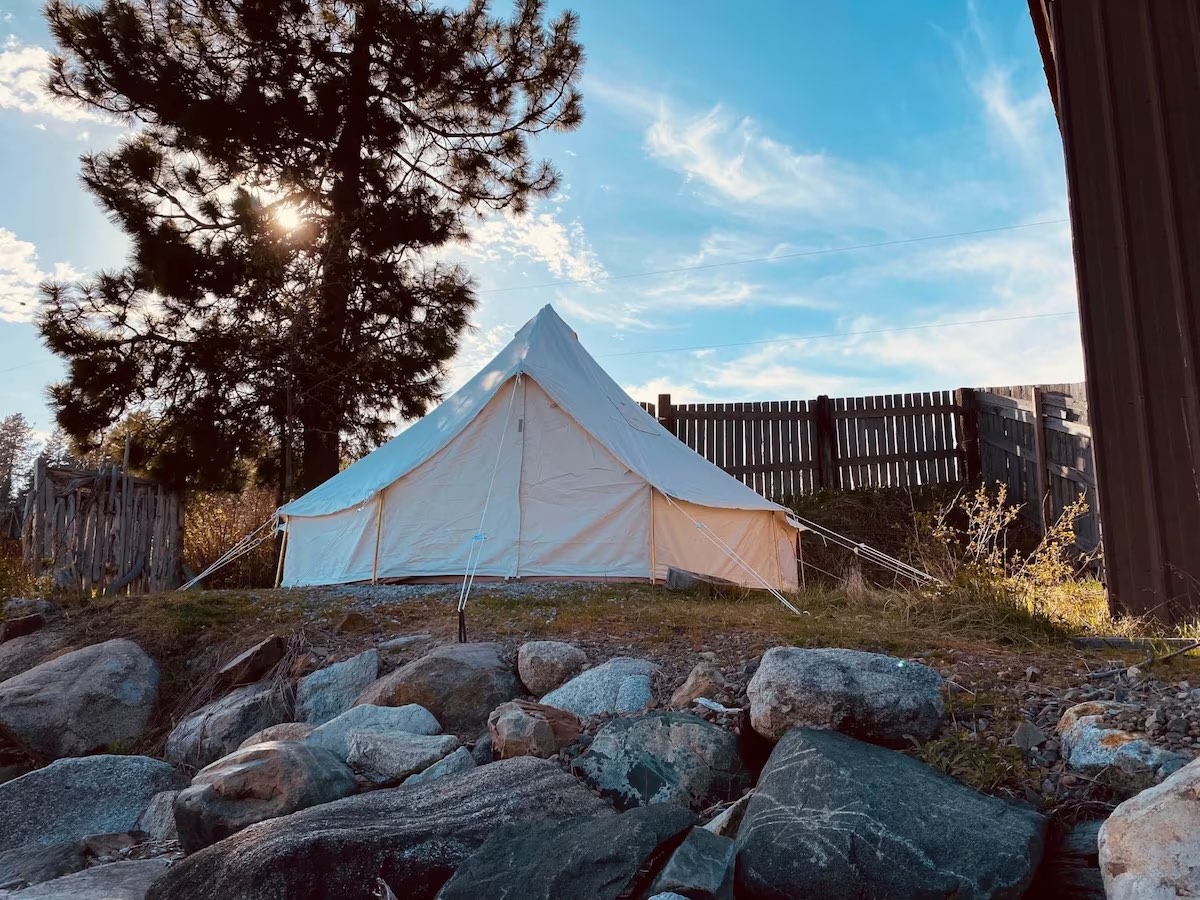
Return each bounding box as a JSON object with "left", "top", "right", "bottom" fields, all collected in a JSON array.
[
  {"left": 0, "top": 36, "right": 110, "bottom": 123},
  {"left": 461, "top": 205, "right": 605, "bottom": 285},
  {"left": 0, "top": 228, "right": 79, "bottom": 323}
]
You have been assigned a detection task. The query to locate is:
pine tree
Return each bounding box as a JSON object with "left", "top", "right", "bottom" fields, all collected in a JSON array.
[
  {"left": 40, "top": 0, "right": 583, "bottom": 496},
  {"left": 0, "top": 413, "right": 36, "bottom": 506}
]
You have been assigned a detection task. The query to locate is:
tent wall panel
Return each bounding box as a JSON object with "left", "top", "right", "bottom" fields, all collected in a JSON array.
[
  {"left": 515, "top": 381, "right": 649, "bottom": 577},
  {"left": 651, "top": 494, "right": 799, "bottom": 591},
  {"left": 373, "top": 379, "right": 524, "bottom": 579},
  {"left": 281, "top": 498, "right": 379, "bottom": 587}
]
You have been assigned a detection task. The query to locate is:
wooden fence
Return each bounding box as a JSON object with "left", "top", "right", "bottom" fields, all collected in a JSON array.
[
  {"left": 647, "top": 385, "right": 1099, "bottom": 548},
  {"left": 647, "top": 391, "right": 967, "bottom": 500},
  {"left": 21, "top": 458, "right": 183, "bottom": 595},
  {"left": 976, "top": 383, "right": 1099, "bottom": 550}
]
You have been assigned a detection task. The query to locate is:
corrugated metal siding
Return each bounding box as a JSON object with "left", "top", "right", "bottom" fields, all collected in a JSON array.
[{"left": 1040, "top": 0, "right": 1200, "bottom": 622}]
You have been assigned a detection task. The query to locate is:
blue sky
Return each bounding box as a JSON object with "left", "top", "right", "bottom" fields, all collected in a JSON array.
[{"left": 0, "top": 0, "right": 1082, "bottom": 441}]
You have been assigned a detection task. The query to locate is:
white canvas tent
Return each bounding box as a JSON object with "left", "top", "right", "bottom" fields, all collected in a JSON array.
[{"left": 276, "top": 305, "right": 802, "bottom": 591}]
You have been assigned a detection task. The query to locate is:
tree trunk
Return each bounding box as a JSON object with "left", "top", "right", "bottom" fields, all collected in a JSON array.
[{"left": 296, "top": 0, "right": 377, "bottom": 493}]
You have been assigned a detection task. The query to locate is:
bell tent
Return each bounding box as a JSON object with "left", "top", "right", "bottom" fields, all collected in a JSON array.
[{"left": 276, "top": 305, "right": 802, "bottom": 591}]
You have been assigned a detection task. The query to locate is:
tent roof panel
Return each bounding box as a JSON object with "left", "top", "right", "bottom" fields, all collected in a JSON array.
[{"left": 279, "top": 305, "right": 785, "bottom": 518}]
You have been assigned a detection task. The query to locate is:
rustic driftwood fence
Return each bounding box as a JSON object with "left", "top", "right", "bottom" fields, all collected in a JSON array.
[
  {"left": 976, "top": 383, "right": 1099, "bottom": 551},
  {"left": 646, "top": 385, "right": 1099, "bottom": 548},
  {"left": 21, "top": 458, "right": 183, "bottom": 594},
  {"left": 646, "top": 391, "right": 968, "bottom": 499}
]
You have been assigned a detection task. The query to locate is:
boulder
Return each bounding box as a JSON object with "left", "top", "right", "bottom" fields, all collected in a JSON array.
[
  {"left": 0, "top": 631, "right": 67, "bottom": 683},
  {"left": 355, "top": 642, "right": 520, "bottom": 734},
  {"left": 649, "top": 826, "right": 735, "bottom": 900},
  {"left": 574, "top": 711, "right": 751, "bottom": 812},
  {"left": 488, "top": 699, "right": 581, "bottom": 759},
  {"left": 405, "top": 746, "right": 476, "bottom": 785},
  {"left": 344, "top": 732, "right": 459, "bottom": 786},
  {"left": 165, "top": 681, "right": 290, "bottom": 769},
  {"left": 237, "top": 722, "right": 314, "bottom": 750},
  {"left": 134, "top": 790, "right": 180, "bottom": 842},
  {"left": 1058, "top": 701, "right": 1189, "bottom": 793},
  {"left": 670, "top": 660, "right": 728, "bottom": 710},
  {"left": 0, "top": 755, "right": 185, "bottom": 854},
  {"left": 145, "top": 757, "right": 612, "bottom": 900},
  {"left": 378, "top": 634, "right": 432, "bottom": 651},
  {"left": 0, "top": 614, "right": 45, "bottom": 643},
  {"left": 540, "top": 657, "right": 660, "bottom": 718},
  {"left": 3, "top": 859, "right": 172, "bottom": 899},
  {"left": 735, "top": 728, "right": 1046, "bottom": 899},
  {"left": 175, "top": 740, "right": 357, "bottom": 853},
  {"left": 2, "top": 598, "right": 58, "bottom": 620},
  {"left": 517, "top": 641, "right": 588, "bottom": 695},
  {"left": 747, "top": 647, "right": 945, "bottom": 746},
  {"left": 1099, "top": 755, "right": 1200, "bottom": 899},
  {"left": 296, "top": 650, "right": 379, "bottom": 725},
  {"left": 437, "top": 804, "right": 697, "bottom": 900},
  {"left": 471, "top": 732, "right": 494, "bottom": 765},
  {"left": 0, "top": 841, "right": 89, "bottom": 891},
  {"left": 0, "top": 639, "right": 159, "bottom": 759},
  {"left": 217, "top": 635, "right": 285, "bottom": 688},
  {"left": 303, "top": 703, "right": 440, "bottom": 761}
]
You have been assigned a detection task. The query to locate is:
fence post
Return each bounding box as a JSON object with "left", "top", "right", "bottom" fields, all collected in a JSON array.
[
  {"left": 955, "top": 388, "right": 981, "bottom": 482},
  {"left": 1032, "top": 387, "right": 1051, "bottom": 535},
  {"left": 814, "top": 395, "right": 836, "bottom": 489},
  {"left": 657, "top": 393, "right": 676, "bottom": 437}
]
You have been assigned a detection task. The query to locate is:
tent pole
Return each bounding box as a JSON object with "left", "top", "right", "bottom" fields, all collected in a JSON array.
[
  {"left": 648, "top": 487, "right": 657, "bottom": 585},
  {"left": 274, "top": 518, "right": 289, "bottom": 589},
  {"left": 797, "top": 530, "right": 805, "bottom": 591},
  {"left": 371, "top": 492, "right": 384, "bottom": 585}
]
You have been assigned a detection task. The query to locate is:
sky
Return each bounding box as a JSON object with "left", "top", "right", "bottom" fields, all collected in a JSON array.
[{"left": 0, "top": 0, "right": 1083, "bottom": 442}]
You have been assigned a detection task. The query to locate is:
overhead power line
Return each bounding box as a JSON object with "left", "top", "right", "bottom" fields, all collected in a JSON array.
[
  {"left": 479, "top": 219, "right": 1070, "bottom": 295},
  {"left": 595, "top": 311, "right": 1078, "bottom": 358}
]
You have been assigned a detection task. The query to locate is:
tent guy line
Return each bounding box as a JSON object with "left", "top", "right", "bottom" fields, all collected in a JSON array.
[{"left": 477, "top": 219, "right": 1070, "bottom": 294}]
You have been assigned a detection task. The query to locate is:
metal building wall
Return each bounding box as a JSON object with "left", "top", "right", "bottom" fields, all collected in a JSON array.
[{"left": 1031, "top": 1, "right": 1200, "bottom": 622}]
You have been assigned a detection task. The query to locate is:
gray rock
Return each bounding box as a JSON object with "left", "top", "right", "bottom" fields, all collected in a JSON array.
[
  {"left": 0, "top": 614, "right": 45, "bottom": 643},
  {"left": 145, "top": 757, "right": 611, "bottom": 900},
  {"left": 296, "top": 650, "right": 379, "bottom": 725},
  {"left": 574, "top": 711, "right": 751, "bottom": 812},
  {"left": 471, "top": 732, "right": 494, "bottom": 765},
  {"left": 355, "top": 642, "right": 520, "bottom": 735},
  {"left": 405, "top": 746, "right": 476, "bottom": 785},
  {"left": 237, "top": 722, "right": 314, "bottom": 750},
  {"left": 437, "top": 804, "right": 697, "bottom": 900},
  {"left": 649, "top": 895, "right": 690, "bottom": 900},
  {"left": 0, "top": 632, "right": 67, "bottom": 683},
  {"left": 2, "top": 859, "right": 172, "bottom": 899},
  {"left": 134, "top": 791, "right": 180, "bottom": 842},
  {"left": 1013, "top": 720, "right": 1046, "bottom": 753},
  {"left": 488, "top": 700, "right": 581, "bottom": 759},
  {"left": 378, "top": 634, "right": 432, "bottom": 651},
  {"left": 217, "top": 635, "right": 285, "bottom": 688},
  {"left": 0, "top": 639, "right": 160, "bottom": 759},
  {"left": 345, "top": 731, "right": 459, "bottom": 785},
  {"left": 0, "top": 841, "right": 89, "bottom": 891},
  {"left": 2, "top": 599, "right": 58, "bottom": 620},
  {"left": 303, "top": 703, "right": 440, "bottom": 761},
  {"left": 735, "top": 728, "right": 1046, "bottom": 899},
  {"left": 670, "top": 660, "right": 728, "bottom": 710},
  {"left": 0, "top": 755, "right": 185, "bottom": 854},
  {"left": 1058, "top": 702, "right": 1189, "bottom": 793},
  {"left": 1099, "top": 755, "right": 1200, "bottom": 900},
  {"left": 175, "top": 741, "right": 357, "bottom": 853},
  {"left": 540, "top": 657, "right": 660, "bottom": 718},
  {"left": 702, "top": 792, "right": 753, "bottom": 839},
  {"left": 517, "top": 641, "right": 588, "bottom": 695},
  {"left": 747, "top": 647, "right": 946, "bottom": 746},
  {"left": 650, "top": 826, "right": 735, "bottom": 900},
  {"left": 164, "top": 681, "right": 290, "bottom": 769}
]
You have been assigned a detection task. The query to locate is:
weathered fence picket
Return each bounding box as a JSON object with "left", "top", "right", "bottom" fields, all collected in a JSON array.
[{"left": 20, "top": 458, "right": 183, "bottom": 595}]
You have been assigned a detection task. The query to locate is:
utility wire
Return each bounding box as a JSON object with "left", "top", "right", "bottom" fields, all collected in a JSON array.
[
  {"left": 478, "top": 219, "right": 1069, "bottom": 295},
  {"left": 595, "top": 310, "right": 1077, "bottom": 358}
]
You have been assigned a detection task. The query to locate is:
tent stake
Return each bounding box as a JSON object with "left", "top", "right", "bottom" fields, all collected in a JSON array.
[
  {"left": 457, "top": 608, "right": 467, "bottom": 643},
  {"left": 371, "top": 494, "right": 384, "bottom": 585}
]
